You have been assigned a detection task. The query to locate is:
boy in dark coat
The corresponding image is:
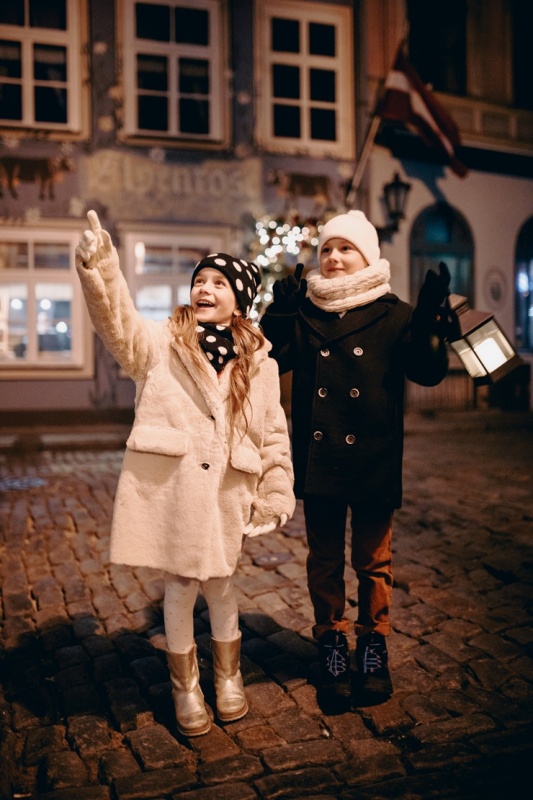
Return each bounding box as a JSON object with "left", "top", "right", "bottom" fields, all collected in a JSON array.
[{"left": 261, "top": 209, "right": 450, "bottom": 705}]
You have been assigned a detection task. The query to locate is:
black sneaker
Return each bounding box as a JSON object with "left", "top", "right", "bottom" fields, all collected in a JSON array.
[
  {"left": 317, "top": 630, "right": 351, "bottom": 709},
  {"left": 355, "top": 632, "right": 393, "bottom": 699}
]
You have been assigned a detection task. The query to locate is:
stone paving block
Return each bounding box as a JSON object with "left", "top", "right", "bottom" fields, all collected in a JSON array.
[
  {"left": 268, "top": 708, "right": 325, "bottom": 743},
  {"left": 59, "top": 681, "right": 103, "bottom": 717},
  {"left": 245, "top": 680, "right": 296, "bottom": 718},
  {"left": 195, "top": 752, "right": 262, "bottom": 785},
  {"left": 129, "top": 655, "right": 168, "bottom": 689},
  {"left": 113, "top": 633, "right": 156, "bottom": 661},
  {"left": 104, "top": 678, "right": 155, "bottom": 732},
  {"left": 54, "top": 664, "right": 93, "bottom": 693},
  {"left": 43, "top": 750, "right": 90, "bottom": 789},
  {"left": 262, "top": 653, "right": 310, "bottom": 690},
  {"left": 24, "top": 725, "right": 68, "bottom": 766},
  {"left": 186, "top": 724, "right": 239, "bottom": 765},
  {"left": 430, "top": 688, "right": 483, "bottom": 717},
  {"left": 240, "top": 611, "right": 283, "bottom": 637},
  {"left": 467, "top": 657, "right": 512, "bottom": 690},
  {"left": 400, "top": 693, "right": 450, "bottom": 725},
  {"left": 174, "top": 781, "right": 258, "bottom": 800},
  {"left": 253, "top": 766, "right": 342, "bottom": 799},
  {"left": 410, "top": 712, "right": 497, "bottom": 745},
  {"left": 358, "top": 696, "right": 413, "bottom": 736},
  {"left": 113, "top": 766, "right": 197, "bottom": 799},
  {"left": 262, "top": 739, "right": 345, "bottom": 772},
  {"left": 320, "top": 710, "right": 372, "bottom": 742},
  {"left": 67, "top": 715, "right": 115, "bottom": 758},
  {"left": 421, "top": 632, "right": 486, "bottom": 663},
  {"left": 55, "top": 645, "right": 90, "bottom": 669},
  {"left": 235, "top": 724, "right": 285, "bottom": 752},
  {"left": 412, "top": 643, "right": 464, "bottom": 674},
  {"left": 406, "top": 741, "right": 479, "bottom": 772},
  {"left": 39, "top": 787, "right": 112, "bottom": 799},
  {"left": 93, "top": 651, "right": 124, "bottom": 683},
  {"left": 335, "top": 738, "right": 405, "bottom": 787},
  {"left": 267, "top": 629, "right": 317, "bottom": 663},
  {"left": 126, "top": 723, "right": 193, "bottom": 770},
  {"left": 98, "top": 749, "right": 142, "bottom": 782},
  {"left": 470, "top": 726, "right": 533, "bottom": 755}
]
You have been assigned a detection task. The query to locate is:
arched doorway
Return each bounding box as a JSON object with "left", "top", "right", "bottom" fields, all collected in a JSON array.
[
  {"left": 515, "top": 217, "right": 533, "bottom": 352},
  {"left": 410, "top": 202, "right": 474, "bottom": 304},
  {"left": 407, "top": 202, "right": 476, "bottom": 411}
]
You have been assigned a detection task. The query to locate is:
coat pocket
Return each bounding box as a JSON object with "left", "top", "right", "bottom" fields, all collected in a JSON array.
[
  {"left": 230, "top": 444, "right": 262, "bottom": 476},
  {"left": 126, "top": 425, "right": 190, "bottom": 457}
]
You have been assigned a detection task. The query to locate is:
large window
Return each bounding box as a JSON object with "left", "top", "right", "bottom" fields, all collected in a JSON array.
[
  {"left": 121, "top": 0, "right": 226, "bottom": 142},
  {"left": 407, "top": 0, "right": 533, "bottom": 112},
  {"left": 121, "top": 226, "right": 230, "bottom": 320},
  {"left": 0, "top": 227, "right": 85, "bottom": 370},
  {"left": 410, "top": 203, "right": 474, "bottom": 305},
  {"left": 255, "top": 1, "right": 354, "bottom": 158},
  {"left": 0, "top": 0, "right": 84, "bottom": 132}
]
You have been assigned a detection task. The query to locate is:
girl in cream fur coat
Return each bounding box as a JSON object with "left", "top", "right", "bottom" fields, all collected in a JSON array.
[{"left": 76, "top": 211, "right": 295, "bottom": 737}]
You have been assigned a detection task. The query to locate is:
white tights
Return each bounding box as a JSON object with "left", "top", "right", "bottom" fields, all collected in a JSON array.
[{"left": 164, "top": 573, "right": 240, "bottom": 654}]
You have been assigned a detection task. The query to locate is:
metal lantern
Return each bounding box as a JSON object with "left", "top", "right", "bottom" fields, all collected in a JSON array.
[{"left": 446, "top": 293, "right": 524, "bottom": 385}]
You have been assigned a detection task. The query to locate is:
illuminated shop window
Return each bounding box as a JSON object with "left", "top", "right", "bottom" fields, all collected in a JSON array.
[
  {"left": 515, "top": 217, "right": 533, "bottom": 352},
  {"left": 122, "top": 227, "right": 229, "bottom": 320},
  {"left": 0, "top": 229, "right": 83, "bottom": 368}
]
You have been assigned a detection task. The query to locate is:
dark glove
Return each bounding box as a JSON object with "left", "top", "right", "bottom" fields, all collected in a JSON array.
[
  {"left": 271, "top": 263, "right": 307, "bottom": 314},
  {"left": 415, "top": 262, "right": 451, "bottom": 318}
]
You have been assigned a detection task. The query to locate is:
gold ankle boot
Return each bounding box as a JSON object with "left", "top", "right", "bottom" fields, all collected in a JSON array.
[
  {"left": 166, "top": 646, "right": 211, "bottom": 737},
  {"left": 211, "top": 634, "right": 248, "bottom": 722}
]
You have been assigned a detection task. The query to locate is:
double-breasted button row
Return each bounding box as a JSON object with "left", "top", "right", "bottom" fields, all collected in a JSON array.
[
  {"left": 312, "top": 431, "right": 356, "bottom": 444},
  {"left": 320, "top": 347, "right": 363, "bottom": 356},
  {"left": 317, "top": 387, "right": 360, "bottom": 398}
]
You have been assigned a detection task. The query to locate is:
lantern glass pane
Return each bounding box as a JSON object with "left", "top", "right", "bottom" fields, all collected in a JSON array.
[
  {"left": 450, "top": 338, "right": 487, "bottom": 378},
  {"left": 467, "top": 320, "right": 515, "bottom": 373}
]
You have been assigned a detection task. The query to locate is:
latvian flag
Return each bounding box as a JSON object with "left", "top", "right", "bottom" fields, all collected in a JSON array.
[{"left": 376, "top": 44, "right": 468, "bottom": 178}]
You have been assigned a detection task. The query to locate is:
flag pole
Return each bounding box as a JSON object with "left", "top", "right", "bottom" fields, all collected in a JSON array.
[{"left": 344, "top": 111, "right": 382, "bottom": 209}]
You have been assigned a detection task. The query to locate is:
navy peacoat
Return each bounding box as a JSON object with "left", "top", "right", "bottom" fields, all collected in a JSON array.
[{"left": 261, "top": 293, "right": 448, "bottom": 506}]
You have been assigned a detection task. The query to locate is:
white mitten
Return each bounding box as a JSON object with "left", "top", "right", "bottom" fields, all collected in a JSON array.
[
  {"left": 244, "top": 513, "right": 288, "bottom": 538},
  {"left": 75, "top": 210, "right": 113, "bottom": 269}
]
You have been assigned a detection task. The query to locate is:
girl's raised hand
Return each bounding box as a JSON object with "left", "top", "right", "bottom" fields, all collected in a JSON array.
[{"left": 75, "top": 210, "right": 113, "bottom": 269}]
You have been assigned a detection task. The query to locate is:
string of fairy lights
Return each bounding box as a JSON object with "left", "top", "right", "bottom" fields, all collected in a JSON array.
[{"left": 248, "top": 213, "right": 323, "bottom": 319}]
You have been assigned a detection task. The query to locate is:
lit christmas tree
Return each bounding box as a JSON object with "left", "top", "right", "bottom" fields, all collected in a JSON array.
[{"left": 247, "top": 211, "right": 323, "bottom": 320}]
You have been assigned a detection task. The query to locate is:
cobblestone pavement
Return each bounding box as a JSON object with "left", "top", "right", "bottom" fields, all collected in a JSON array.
[{"left": 1, "top": 412, "right": 532, "bottom": 800}]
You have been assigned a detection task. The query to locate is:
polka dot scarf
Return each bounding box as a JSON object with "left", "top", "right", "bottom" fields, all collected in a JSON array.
[
  {"left": 190, "top": 253, "right": 262, "bottom": 316},
  {"left": 196, "top": 323, "right": 238, "bottom": 373}
]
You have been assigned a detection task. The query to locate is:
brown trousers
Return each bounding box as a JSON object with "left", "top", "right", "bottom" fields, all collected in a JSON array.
[{"left": 303, "top": 495, "right": 394, "bottom": 640}]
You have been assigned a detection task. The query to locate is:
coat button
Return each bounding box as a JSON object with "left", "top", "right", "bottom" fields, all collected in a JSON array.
[
  {"left": 318, "top": 387, "right": 328, "bottom": 397},
  {"left": 313, "top": 431, "right": 323, "bottom": 441},
  {"left": 320, "top": 348, "right": 330, "bottom": 357},
  {"left": 345, "top": 434, "right": 356, "bottom": 445},
  {"left": 201, "top": 463, "right": 210, "bottom": 469},
  {"left": 349, "top": 388, "right": 360, "bottom": 398},
  {"left": 353, "top": 347, "right": 363, "bottom": 356}
]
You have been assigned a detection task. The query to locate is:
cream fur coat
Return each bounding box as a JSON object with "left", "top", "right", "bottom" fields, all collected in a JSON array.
[{"left": 77, "top": 248, "right": 295, "bottom": 580}]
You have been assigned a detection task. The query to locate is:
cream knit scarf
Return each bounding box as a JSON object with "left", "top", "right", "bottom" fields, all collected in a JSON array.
[{"left": 306, "top": 258, "right": 391, "bottom": 313}]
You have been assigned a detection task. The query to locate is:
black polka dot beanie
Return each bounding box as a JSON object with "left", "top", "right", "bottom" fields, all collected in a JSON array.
[{"left": 191, "top": 253, "right": 262, "bottom": 316}]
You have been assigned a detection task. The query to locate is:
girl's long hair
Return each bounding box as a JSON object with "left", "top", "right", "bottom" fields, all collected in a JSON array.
[{"left": 169, "top": 305, "right": 265, "bottom": 434}]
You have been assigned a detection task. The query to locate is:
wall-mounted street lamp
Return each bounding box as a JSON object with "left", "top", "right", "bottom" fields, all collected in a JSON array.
[
  {"left": 446, "top": 293, "right": 524, "bottom": 385},
  {"left": 376, "top": 172, "right": 412, "bottom": 241}
]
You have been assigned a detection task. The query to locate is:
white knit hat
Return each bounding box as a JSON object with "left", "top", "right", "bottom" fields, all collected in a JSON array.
[{"left": 317, "top": 210, "right": 380, "bottom": 265}]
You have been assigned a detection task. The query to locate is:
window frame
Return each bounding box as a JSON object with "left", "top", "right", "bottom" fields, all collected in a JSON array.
[
  {"left": 0, "top": 220, "right": 93, "bottom": 379},
  {"left": 254, "top": 0, "right": 354, "bottom": 159},
  {"left": 0, "top": 0, "right": 88, "bottom": 137},
  {"left": 119, "top": 0, "right": 229, "bottom": 147}
]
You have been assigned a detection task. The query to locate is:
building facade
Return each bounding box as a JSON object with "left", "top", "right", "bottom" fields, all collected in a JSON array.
[{"left": 1, "top": 0, "right": 532, "bottom": 421}]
